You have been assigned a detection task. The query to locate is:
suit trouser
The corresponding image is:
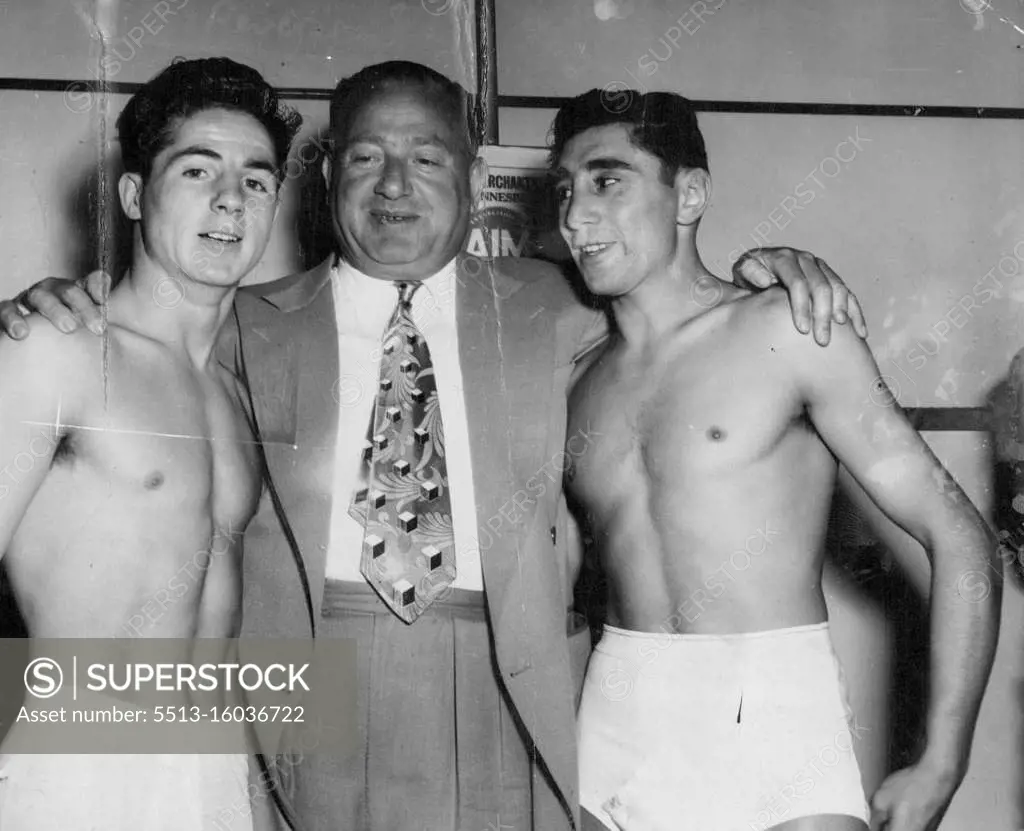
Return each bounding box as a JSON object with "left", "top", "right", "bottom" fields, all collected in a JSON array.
[{"left": 282, "top": 580, "right": 535, "bottom": 831}]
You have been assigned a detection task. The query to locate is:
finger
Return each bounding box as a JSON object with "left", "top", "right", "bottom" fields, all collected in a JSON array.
[
  {"left": 817, "top": 259, "right": 847, "bottom": 320},
  {"left": 847, "top": 290, "right": 869, "bottom": 339},
  {"left": 767, "top": 252, "right": 813, "bottom": 334},
  {"left": 830, "top": 279, "right": 850, "bottom": 325},
  {"left": 819, "top": 259, "right": 861, "bottom": 330},
  {"left": 0, "top": 299, "right": 30, "bottom": 339},
  {"left": 23, "top": 284, "right": 82, "bottom": 333},
  {"left": 83, "top": 270, "right": 113, "bottom": 305},
  {"left": 803, "top": 255, "right": 834, "bottom": 346},
  {"left": 71, "top": 275, "right": 109, "bottom": 335},
  {"left": 732, "top": 251, "right": 774, "bottom": 289}
]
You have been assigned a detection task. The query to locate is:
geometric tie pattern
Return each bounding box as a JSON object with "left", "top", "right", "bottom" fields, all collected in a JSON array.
[{"left": 349, "top": 281, "right": 456, "bottom": 624}]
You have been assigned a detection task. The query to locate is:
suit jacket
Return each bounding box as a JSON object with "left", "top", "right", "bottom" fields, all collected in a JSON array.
[{"left": 219, "top": 253, "right": 606, "bottom": 830}]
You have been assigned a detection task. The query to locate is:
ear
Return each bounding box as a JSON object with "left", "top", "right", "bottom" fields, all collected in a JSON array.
[
  {"left": 468, "top": 154, "right": 489, "bottom": 212},
  {"left": 675, "top": 168, "right": 711, "bottom": 227},
  {"left": 118, "top": 172, "right": 144, "bottom": 221}
]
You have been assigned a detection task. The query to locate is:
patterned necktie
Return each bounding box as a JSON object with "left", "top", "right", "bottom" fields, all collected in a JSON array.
[{"left": 349, "top": 281, "right": 456, "bottom": 623}]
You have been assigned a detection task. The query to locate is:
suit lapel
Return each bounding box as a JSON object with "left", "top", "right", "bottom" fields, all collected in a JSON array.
[
  {"left": 239, "top": 258, "right": 338, "bottom": 630},
  {"left": 457, "top": 258, "right": 519, "bottom": 615},
  {"left": 458, "top": 254, "right": 561, "bottom": 594},
  {"left": 458, "top": 256, "right": 580, "bottom": 814},
  {"left": 284, "top": 278, "right": 338, "bottom": 626}
]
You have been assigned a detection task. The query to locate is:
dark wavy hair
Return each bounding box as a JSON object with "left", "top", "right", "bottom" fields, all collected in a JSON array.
[
  {"left": 328, "top": 60, "right": 477, "bottom": 160},
  {"left": 117, "top": 57, "right": 302, "bottom": 180},
  {"left": 548, "top": 89, "right": 708, "bottom": 184}
]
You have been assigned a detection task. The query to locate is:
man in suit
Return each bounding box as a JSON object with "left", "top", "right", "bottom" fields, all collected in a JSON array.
[{"left": 0, "top": 60, "right": 867, "bottom": 831}]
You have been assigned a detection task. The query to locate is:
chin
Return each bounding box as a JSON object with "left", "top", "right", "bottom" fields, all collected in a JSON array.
[
  {"left": 578, "top": 269, "right": 619, "bottom": 297},
  {"left": 196, "top": 266, "right": 248, "bottom": 288}
]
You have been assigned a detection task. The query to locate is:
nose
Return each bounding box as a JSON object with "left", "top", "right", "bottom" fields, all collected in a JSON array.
[
  {"left": 562, "top": 189, "right": 596, "bottom": 234},
  {"left": 374, "top": 156, "right": 411, "bottom": 200},
  {"left": 213, "top": 177, "right": 245, "bottom": 218}
]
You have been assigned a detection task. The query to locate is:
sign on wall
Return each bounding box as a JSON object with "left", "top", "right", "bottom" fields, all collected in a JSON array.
[{"left": 466, "top": 146, "right": 570, "bottom": 263}]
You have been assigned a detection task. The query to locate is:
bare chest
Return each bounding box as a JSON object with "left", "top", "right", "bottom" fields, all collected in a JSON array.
[
  {"left": 58, "top": 359, "right": 260, "bottom": 528},
  {"left": 566, "top": 348, "right": 795, "bottom": 506}
]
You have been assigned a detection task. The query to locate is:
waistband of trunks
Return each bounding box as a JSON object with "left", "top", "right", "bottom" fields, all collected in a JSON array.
[
  {"left": 322, "top": 579, "right": 487, "bottom": 621},
  {"left": 601, "top": 620, "right": 829, "bottom": 642}
]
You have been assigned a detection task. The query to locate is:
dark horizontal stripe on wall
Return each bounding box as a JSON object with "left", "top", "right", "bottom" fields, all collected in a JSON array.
[
  {"left": 904, "top": 407, "right": 992, "bottom": 432},
  {"left": 3, "top": 79, "right": 1023, "bottom": 120},
  {"left": 499, "top": 95, "right": 1024, "bottom": 120},
  {"left": 0, "top": 78, "right": 334, "bottom": 100}
]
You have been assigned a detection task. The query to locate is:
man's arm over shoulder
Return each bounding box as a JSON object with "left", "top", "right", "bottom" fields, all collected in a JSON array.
[
  {"left": 770, "top": 297, "right": 999, "bottom": 827},
  {"left": 0, "top": 319, "right": 87, "bottom": 555}
]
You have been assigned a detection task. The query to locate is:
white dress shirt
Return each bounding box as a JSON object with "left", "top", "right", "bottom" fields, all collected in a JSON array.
[{"left": 325, "top": 258, "right": 483, "bottom": 591}]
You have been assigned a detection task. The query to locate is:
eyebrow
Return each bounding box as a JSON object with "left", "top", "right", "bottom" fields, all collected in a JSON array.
[
  {"left": 553, "top": 157, "right": 637, "bottom": 180},
  {"left": 165, "top": 146, "right": 277, "bottom": 174},
  {"left": 346, "top": 134, "right": 457, "bottom": 154}
]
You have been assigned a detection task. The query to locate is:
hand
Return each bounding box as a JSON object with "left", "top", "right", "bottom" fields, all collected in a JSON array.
[
  {"left": 869, "top": 761, "right": 962, "bottom": 831},
  {"left": 0, "top": 271, "right": 110, "bottom": 339},
  {"left": 732, "top": 247, "right": 868, "bottom": 346}
]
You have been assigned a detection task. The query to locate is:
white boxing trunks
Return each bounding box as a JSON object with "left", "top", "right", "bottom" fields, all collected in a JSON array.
[
  {"left": 578, "top": 622, "right": 870, "bottom": 831},
  {"left": 0, "top": 752, "right": 254, "bottom": 830}
]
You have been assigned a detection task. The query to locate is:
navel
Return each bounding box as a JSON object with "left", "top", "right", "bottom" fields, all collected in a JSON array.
[
  {"left": 706, "top": 426, "right": 727, "bottom": 442},
  {"left": 143, "top": 471, "right": 165, "bottom": 490}
]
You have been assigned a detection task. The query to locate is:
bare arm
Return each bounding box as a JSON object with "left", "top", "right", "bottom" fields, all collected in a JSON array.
[
  {"left": 0, "top": 322, "right": 79, "bottom": 555},
  {"left": 194, "top": 531, "right": 245, "bottom": 639},
  {"left": 777, "top": 306, "right": 1000, "bottom": 831}
]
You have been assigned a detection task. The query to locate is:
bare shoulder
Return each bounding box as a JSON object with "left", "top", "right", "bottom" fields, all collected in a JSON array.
[
  {"left": 0, "top": 316, "right": 102, "bottom": 420},
  {"left": 0, "top": 315, "right": 100, "bottom": 381},
  {"left": 732, "top": 285, "right": 864, "bottom": 358},
  {"left": 700, "top": 284, "right": 788, "bottom": 349},
  {"left": 723, "top": 284, "right": 789, "bottom": 326}
]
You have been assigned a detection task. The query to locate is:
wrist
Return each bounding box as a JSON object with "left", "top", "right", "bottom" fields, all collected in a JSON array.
[{"left": 917, "top": 745, "right": 969, "bottom": 788}]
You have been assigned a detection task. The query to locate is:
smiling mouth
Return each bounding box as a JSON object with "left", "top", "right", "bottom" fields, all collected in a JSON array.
[
  {"left": 200, "top": 231, "right": 243, "bottom": 244},
  {"left": 371, "top": 211, "right": 418, "bottom": 225},
  {"left": 577, "top": 242, "right": 614, "bottom": 257}
]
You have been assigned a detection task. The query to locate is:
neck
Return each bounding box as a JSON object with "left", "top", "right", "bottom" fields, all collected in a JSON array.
[
  {"left": 110, "top": 257, "right": 237, "bottom": 368},
  {"left": 610, "top": 248, "right": 738, "bottom": 348}
]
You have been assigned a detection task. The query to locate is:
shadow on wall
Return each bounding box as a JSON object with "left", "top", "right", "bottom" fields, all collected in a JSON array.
[
  {"left": 63, "top": 143, "right": 134, "bottom": 290},
  {"left": 294, "top": 127, "right": 338, "bottom": 271},
  {"left": 825, "top": 488, "right": 929, "bottom": 776}
]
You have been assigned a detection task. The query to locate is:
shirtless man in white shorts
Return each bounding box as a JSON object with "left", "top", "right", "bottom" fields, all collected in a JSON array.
[
  {"left": 0, "top": 57, "right": 300, "bottom": 830},
  {"left": 550, "top": 89, "right": 1001, "bottom": 831}
]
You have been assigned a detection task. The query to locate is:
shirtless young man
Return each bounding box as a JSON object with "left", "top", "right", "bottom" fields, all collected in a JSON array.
[
  {"left": 551, "top": 90, "right": 1001, "bottom": 831},
  {"left": 0, "top": 58, "right": 300, "bottom": 829}
]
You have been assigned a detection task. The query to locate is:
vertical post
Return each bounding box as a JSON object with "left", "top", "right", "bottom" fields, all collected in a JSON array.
[{"left": 474, "top": 0, "right": 499, "bottom": 145}]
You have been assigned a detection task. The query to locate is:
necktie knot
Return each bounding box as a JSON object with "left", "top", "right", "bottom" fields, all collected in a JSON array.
[{"left": 397, "top": 281, "right": 420, "bottom": 310}]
